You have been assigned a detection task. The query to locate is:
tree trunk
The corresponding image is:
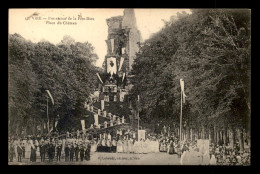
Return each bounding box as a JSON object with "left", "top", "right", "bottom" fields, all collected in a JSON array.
[
  {"left": 223, "top": 128, "right": 226, "bottom": 145},
  {"left": 239, "top": 128, "right": 244, "bottom": 151},
  {"left": 216, "top": 129, "right": 219, "bottom": 145},
  {"left": 231, "top": 127, "right": 236, "bottom": 149},
  {"left": 191, "top": 128, "right": 193, "bottom": 141},
  {"left": 187, "top": 126, "right": 190, "bottom": 141},
  {"left": 213, "top": 125, "right": 216, "bottom": 144},
  {"left": 209, "top": 128, "right": 211, "bottom": 143}
]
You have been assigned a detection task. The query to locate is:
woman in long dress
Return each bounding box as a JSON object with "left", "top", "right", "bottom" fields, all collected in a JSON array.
[
  {"left": 168, "top": 140, "right": 174, "bottom": 155},
  {"left": 25, "top": 139, "right": 31, "bottom": 161},
  {"left": 142, "top": 139, "right": 148, "bottom": 154},
  {"left": 210, "top": 154, "right": 217, "bottom": 165},
  {"left": 91, "top": 139, "right": 97, "bottom": 153},
  {"left": 128, "top": 138, "right": 134, "bottom": 153},
  {"left": 134, "top": 140, "right": 140, "bottom": 154},
  {"left": 117, "top": 139, "right": 123, "bottom": 153},
  {"left": 30, "top": 140, "right": 37, "bottom": 162},
  {"left": 146, "top": 138, "right": 151, "bottom": 153}
]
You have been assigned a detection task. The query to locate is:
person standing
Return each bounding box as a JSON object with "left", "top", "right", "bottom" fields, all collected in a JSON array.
[
  {"left": 107, "top": 138, "right": 112, "bottom": 153},
  {"left": 65, "top": 143, "right": 70, "bottom": 162},
  {"left": 13, "top": 138, "right": 18, "bottom": 162},
  {"left": 22, "top": 140, "right": 26, "bottom": 159},
  {"left": 117, "top": 138, "right": 123, "bottom": 153},
  {"left": 30, "top": 140, "right": 37, "bottom": 162},
  {"left": 168, "top": 140, "right": 175, "bottom": 155},
  {"left": 56, "top": 139, "right": 62, "bottom": 162},
  {"left": 39, "top": 139, "right": 46, "bottom": 162},
  {"left": 80, "top": 143, "right": 85, "bottom": 161},
  {"left": 85, "top": 143, "right": 91, "bottom": 161},
  {"left": 128, "top": 138, "right": 134, "bottom": 153},
  {"left": 17, "top": 141, "right": 23, "bottom": 162},
  {"left": 69, "top": 142, "right": 75, "bottom": 162},
  {"left": 48, "top": 139, "right": 54, "bottom": 162},
  {"left": 74, "top": 141, "right": 80, "bottom": 162},
  {"left": 101, "top": 138, "right": 106, "bottom": 152},
  {"left": 112, "top": 138, "right": 117, "bottom": 153}
]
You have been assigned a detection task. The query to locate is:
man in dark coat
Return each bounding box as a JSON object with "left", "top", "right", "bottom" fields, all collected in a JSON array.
[
  {"left": 17, "top": 141, "right": 23, "bottom": 162},
  {"left": 48, "top": 140, "right": 55, "bottom": 162},
  {"left": 70, "top": 143, "right": 75, "bottom": 161},
  {"left": 74, "top": 142, "right": 80, "bottom": 162},
  {"left": 80, "top": 144, "right": 85, "bottom": 161},
  {"left": 65, "top": 143, "right": 70, "bottom": 162},
  {"left": 56, "top": 140, "right": 62, "bottom": 162},
  {"left": 85, "top": 143, "right": 91, "bottom": 161},
  {"left": 39, "top": 140, "right": 46, "bottom": 162}
]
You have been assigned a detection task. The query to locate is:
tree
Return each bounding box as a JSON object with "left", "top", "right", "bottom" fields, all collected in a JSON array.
[{"left": 130, "top": 9, "right": 250, "bottom": 146}]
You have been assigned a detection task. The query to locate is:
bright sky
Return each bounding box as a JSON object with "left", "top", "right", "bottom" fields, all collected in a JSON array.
[{"left": 9, "top": 9, "right": 191, "bottom": 67}]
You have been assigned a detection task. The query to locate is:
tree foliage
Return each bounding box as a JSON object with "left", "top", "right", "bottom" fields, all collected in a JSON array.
[
  {"left": 130, "top": 9, "right": 250, "bottom": 131},
  {"left": 8, "top": 34, "right": 100, "bottom": 136}
]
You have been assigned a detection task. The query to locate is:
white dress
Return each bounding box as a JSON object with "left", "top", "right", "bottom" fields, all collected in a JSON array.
[
  {"left": 142, "top": 141, "right": 148, "bottom": 154},
  {"left": 180, "top": 151, "right": 190, "bottom": 165},
  {"left": 91, "top": 141, "right": 97, "bottom": 152},
  {"left": 210, "top": 155, "right": 217, "bottom": 165},
  {"left": 202, "top": 151, "right": 210, "bottom": 165},
  {"left": 133, "top": 141, "right": 139, "bottom": 154},
  {"left": 117, "top": 140, "right": 123, "bottom": 153}
]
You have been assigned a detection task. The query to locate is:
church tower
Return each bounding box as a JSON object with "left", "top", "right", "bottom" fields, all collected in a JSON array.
[{"left": 99, "top": 9, "right": 142, "bottom": 103}]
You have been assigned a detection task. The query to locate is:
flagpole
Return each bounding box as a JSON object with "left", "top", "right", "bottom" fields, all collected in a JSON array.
[
  {"left": 47, "top": 98, "right": 50, "bottom": 135},
  {"left": 180, "top": 90, "right": 183, "bottom": 141},
  {"left": 137, "top": 95, "right": 140, "bottom": 131}
]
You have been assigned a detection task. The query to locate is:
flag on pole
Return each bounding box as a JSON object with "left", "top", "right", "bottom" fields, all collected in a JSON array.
[
  {"left": 96, "top": 73, "right": 103, "bottom": 84},
  {"left": 55, "top": 120, "right": 58, "bottom": 128},
  {"left": 46, "top": 90, "right": 54, "bottom": 105},
  {"left": 81, "top": 120, "right": 85, "bottom": 130},
  {"left": 180, "top": 79, "right": 187, "bottom": 103},
  {"left": 101, "top": 100, "right": 104, "bottom": 111},
  {"left": 110, "top": 39, "right": 114, "bottom": 54},
  {"left": 122, "top": 72, "right": 126, "bottom": 82},
  {"left": 107, "top": 57, "right": 117, "bottom": 75},
  {"left": 118, "top": 57, "right": 124, "bottom": 72},
  {"left": 94, "top": 114, "right": 99, "bottom": 126},
  {"left": 122, "top": 47, "right": 126, "bottom": 54}
]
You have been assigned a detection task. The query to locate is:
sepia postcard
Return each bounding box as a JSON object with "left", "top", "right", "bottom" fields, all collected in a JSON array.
[{"left": 8, "top": 8, "right": 251, "bottom": 165}]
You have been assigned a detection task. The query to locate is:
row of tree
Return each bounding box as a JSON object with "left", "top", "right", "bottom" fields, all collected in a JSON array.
[
  {"left": 8, "top": 34, "right": 100, "bottom": 136},
  {"left": 130, "top": 9, "right": 250, "bottom": 149}
]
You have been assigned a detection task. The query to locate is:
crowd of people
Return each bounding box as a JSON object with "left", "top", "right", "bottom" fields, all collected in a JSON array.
[
  {"left": 8, "top": 133, "right": 92, "bottom": 163},
  {"left": 8, "top": 128, "right": 250, "bottom": 165}
]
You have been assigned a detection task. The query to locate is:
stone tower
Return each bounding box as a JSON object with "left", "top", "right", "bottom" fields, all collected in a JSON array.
[{"left": 99, "top": 8, "right": 142, "bottom": 103}]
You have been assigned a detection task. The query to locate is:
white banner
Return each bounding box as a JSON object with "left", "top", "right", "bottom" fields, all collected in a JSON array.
[
  {"left": 94, "top": 114, "right": 99, "bottom": 126},
  {"left": 118, "top": 57, "right": 124, "bottom": 71},
  {"left": 96, "top": 73, "right": 103, "bottom": 84},
  {"left": 122, "top": 47, "right": 126, "bottom": 54},
  {"left": 122, "top": 72, "right": 126, "bottom": 82},
  {"left": 107, "top": 57, "right": 117, "bottom": 75},
  {"left": 111, "top": 39, "right": 114, "bottom": 53},
  {"left": 197, "top": 139, "right": 209, "bottom": 155},
  {"left": 55, "top": 120, "right": 58, "bottom": 128},
  {"left": 81, "top": 120, "right": 85, "bottom": 130},
  {"left": 138, "top": 130, "right": 146, "bottom": 141},
  {"left": 46, "top": 90, "right": 54, "bottom": 105},
  {"left": 180, "top": 79, "right": 187, "bottom": 103},
  {"left": 101, "top": 100, "right": 104, "bottom": 111}
]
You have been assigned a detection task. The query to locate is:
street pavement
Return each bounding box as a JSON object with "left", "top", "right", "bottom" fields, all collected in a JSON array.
[{"left": 8, "top": 152, "right": 202, "bottom": 165}]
